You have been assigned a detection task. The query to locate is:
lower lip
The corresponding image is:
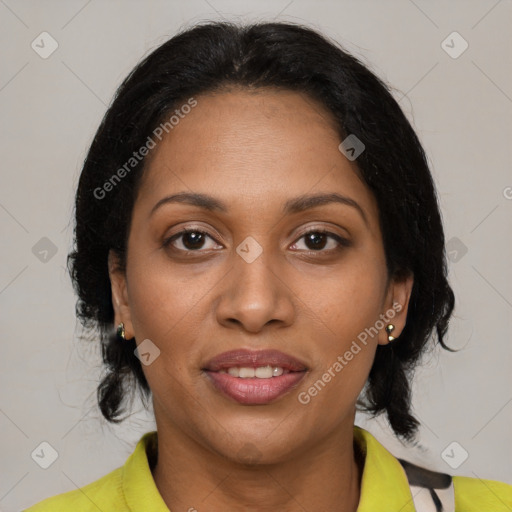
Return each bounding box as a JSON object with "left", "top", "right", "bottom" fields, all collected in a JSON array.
[{"left": 204, "top": 370, "right": 307, "bottom": 405}]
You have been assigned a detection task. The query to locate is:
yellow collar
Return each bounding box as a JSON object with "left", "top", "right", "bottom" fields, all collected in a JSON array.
[
  {"left": 121, "top": 426, "right": 415, "bottom": 511},
  {"left": 353, "top": 425, "right": 415, "bottom": 511}
]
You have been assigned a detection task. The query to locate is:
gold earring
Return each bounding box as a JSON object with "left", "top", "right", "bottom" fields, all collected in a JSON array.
[
  {"left": 385, "top": 324, "right": 396, "bottom": 342},
  {"left": 117, "top": 322, "right": 126, "bottom": 341}
]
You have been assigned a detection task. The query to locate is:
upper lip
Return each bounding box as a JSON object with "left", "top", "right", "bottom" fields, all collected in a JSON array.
[{"left": 203, "top": 349, "right": 308, "bottom": 372}]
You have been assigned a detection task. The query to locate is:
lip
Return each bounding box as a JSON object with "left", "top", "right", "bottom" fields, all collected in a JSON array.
[
  {"left": 202, "top": 349, "right": 309, "bottom": 405},
  {"left": 204, "top": 370, "right": 307, "bottom": 405},
  {"left": 202, "top": 349, "right": 308, "bottom": 372}
]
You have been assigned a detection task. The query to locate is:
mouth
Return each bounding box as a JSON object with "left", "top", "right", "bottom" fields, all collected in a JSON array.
[{"left": 202, "top": 349, "right": 308, "bottom": 405}]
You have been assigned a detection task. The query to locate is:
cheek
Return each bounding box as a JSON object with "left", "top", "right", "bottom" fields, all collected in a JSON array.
[
  {"left": 125, "top": 245, "right": 215, "bottom": 337},
  {"left": 125, "top": 267, "right": 204, "bottom": 409},
  {"left": 295, "top": 253, "right": 387, "bottom": 343},
  {"left": 124, "top": 253, "right": 212, "bottom": 386},
  {"left": 297, "top": 280, "right": 381, "bottom": 425},
  {"left": 293, "top": 255, "right": 385, "bottom": 411}
]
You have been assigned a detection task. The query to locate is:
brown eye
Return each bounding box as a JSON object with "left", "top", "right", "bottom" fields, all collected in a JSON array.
[
  {"left": 163, "top": 229, "right": 221, "bottom": 252},
  {"left": 291, "top": 229, "right": 350, "bottom": 252},
  {"left": 304, "top": 232, "right": 329, "bottom": 250}
]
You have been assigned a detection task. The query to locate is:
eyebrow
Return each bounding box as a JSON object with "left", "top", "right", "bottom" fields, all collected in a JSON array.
[
  {"left": 150, "top": 191, "right": 368, "bottom": 226},
  {"left": 283, "top": 192, "right": 368, "bottom": 226}
]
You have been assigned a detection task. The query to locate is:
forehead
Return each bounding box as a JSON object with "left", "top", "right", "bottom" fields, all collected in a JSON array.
[
  {"left": 146, "top": 87, "right": 340, "bottom": 169},
  {"left": 136, "top": 88, "right": 378, "bottom": 226}
]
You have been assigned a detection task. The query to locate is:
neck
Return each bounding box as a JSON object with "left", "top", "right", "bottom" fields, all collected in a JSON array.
[{"left": 151, "top": 415, "right": 363, "bottom": 512}]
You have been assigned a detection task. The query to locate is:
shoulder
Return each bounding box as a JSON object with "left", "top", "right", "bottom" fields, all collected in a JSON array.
[
  {"left": 23, "top": 431, "right": 161, "bottom": 512},
  {"left": 23, "top": 467, "right": 126, "bottom": 511},
  {"left": 397, "top": 457, "right": 512, "bottom": 511},
  {"left": 453, "top": 475, "right": 512, "bottom": 510},
  {"left": 354, "top": 425, "right": 512, "bottom": 511}
]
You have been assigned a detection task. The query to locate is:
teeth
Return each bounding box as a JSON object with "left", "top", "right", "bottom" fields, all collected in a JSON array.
[
  {"left": 239, "top": 367, "right": 255, "bottom": 378},
  {"left": 272, "top": 366, "right": 285, "bottom": 377},
  {"left": 218, "top": 366, "right": 286, "bottom": 378},
  {"left": 255, "top": 366, "right": 272, "bottom": 378}
]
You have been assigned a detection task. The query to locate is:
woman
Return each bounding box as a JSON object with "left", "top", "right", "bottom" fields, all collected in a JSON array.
[{"left": 25, "top": 21, "right": 511, "bottom": 511}]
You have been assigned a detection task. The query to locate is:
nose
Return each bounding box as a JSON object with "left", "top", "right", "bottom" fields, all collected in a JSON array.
[{"left": 214, "top": 246, "right": 295, "bottom": 333}]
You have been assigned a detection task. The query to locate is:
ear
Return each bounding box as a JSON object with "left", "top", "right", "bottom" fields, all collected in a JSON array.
[
  {"left": 378, "top": 271, "right": 414, "bottom": 346},
  {"left": 108, "top": 250, "right": 135, "bottom": 340}
]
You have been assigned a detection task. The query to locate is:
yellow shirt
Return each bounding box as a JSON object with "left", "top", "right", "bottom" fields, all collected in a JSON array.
[{"left": 24, "top": 426, "right": 512, "bottom": 511}]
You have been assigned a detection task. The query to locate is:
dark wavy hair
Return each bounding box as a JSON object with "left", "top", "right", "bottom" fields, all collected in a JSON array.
[{"left": 67, "top": 21, "right": 455, "bottom": 442}]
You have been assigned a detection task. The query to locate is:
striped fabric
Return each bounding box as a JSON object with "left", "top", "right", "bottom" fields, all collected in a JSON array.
[{"left": 399, "top": 458, "right": 455, "bottom": 512}]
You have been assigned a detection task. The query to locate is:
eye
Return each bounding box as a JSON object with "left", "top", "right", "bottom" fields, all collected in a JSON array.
[
  {"left": 163, "top": 227, "right": 350, "bottom": 254},
  {"left": 290, "top": 228, "right": 350, "bottom": 252},
  {"left": 163, "top": 228, "right": 222, "bottom": 252}
]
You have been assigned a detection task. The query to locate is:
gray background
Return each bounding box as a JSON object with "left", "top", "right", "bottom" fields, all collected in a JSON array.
[{"left": 1, "top": 1, "right": 511, "bottom": 510}]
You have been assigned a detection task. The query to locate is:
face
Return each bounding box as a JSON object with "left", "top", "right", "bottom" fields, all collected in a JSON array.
[{"left": 109, "top": 88, "right": 413, "bottom": 463}]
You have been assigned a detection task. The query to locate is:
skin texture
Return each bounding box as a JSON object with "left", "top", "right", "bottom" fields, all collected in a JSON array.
[{"left": 109, "top": 88, "right": 414, "bottom": 512}]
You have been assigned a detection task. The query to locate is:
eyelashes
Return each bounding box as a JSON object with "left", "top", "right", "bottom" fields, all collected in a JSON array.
[
  {"left": 163, "top": 227, "right": 351, "bottom": 255},
  {"left": 163, "top": 229, "right": 221, "bottom": 252},
  {"left": 291, "top": 228, "right": 351, "bottom": 252}
]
